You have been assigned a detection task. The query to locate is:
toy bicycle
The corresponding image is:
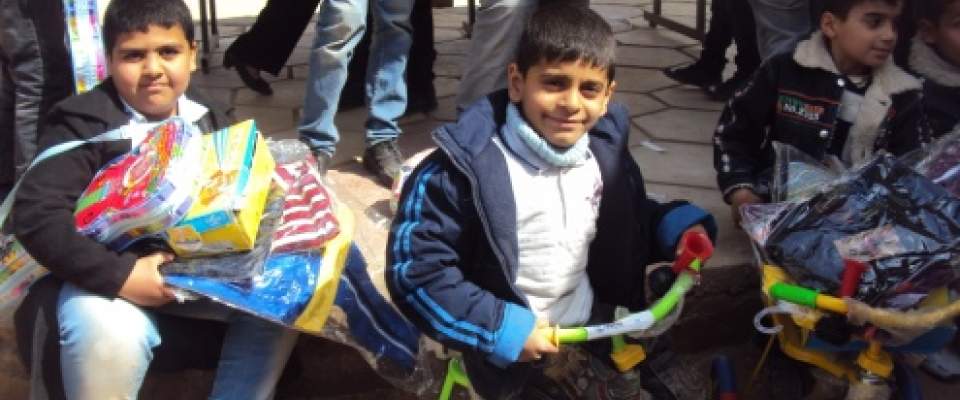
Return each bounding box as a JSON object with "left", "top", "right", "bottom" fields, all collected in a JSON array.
[{"left": 438, "top": 230, "right": 714, "bottom": 400}]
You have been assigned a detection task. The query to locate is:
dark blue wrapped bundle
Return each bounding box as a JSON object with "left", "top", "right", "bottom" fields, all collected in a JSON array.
[{"left": 764, "top": 154, "right": 960, "bottom": 308}]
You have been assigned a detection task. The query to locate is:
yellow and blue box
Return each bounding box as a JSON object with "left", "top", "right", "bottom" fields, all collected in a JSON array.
[{"left": 165, "top": 120, "right": 275, "bottom": 257}]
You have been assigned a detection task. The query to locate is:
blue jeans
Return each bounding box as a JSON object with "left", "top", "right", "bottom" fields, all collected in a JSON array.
[
  {"left": 57, "top": 282, "right": 298, "bottom": 400},
  {"left": 298, "top": 0, "right": 414, "bottom": 155}
]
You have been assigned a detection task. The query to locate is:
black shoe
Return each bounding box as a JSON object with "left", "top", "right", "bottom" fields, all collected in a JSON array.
[
  {"left": 312, "top": 150, "right": 332, "bottom": 176},
  {"left": 663, "top": 62, "right": 723, "bottom": 89},
  {"left": 706, "top": 72, "right": 752, "bottom": 102},
  {"left": 223, "top": 49, "right": 273, "bottom": 96},
  {"left": 362, "top": 141, "right": 403, "bottom": 188}
]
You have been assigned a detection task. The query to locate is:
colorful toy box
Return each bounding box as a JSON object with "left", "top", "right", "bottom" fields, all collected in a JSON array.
[{"left": 165, "top": 120, "right": 276, "bottom": 257}]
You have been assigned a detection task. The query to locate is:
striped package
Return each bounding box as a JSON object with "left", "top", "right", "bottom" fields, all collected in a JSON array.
[{"left": 271, "top": 158, "right": 340, "bottom": 252}]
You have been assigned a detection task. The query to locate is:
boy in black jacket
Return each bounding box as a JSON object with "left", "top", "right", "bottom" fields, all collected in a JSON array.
[
  {"left": 909, "top": 0, "right": 960, "bottom": 136},
  {"left": 12, "top": 1, "right": 297, "bottom": 398},
  {"left": 713, "top": 0, "right": 929, "bottom": 223}
]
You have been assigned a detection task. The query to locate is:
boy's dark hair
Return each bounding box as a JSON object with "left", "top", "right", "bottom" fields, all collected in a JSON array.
[
  {"left": 918, "top": 0, "right": 959, "bottom": 22},
  {"left": 514, "top": 4, "right": 616, "bottom": 81},
  {"left": 103, "top": 0, "right": 195, "bottom": 56},
  {"left": 821, "top": 0, "right": 902, "bottom": 19}
]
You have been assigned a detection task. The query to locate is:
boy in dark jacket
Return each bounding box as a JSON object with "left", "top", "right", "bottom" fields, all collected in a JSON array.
[
  {"left": 909, "top": 0, "right": 960, "bottom": 136},
  {"left": 714, "top": 0, "right": 929, "bottom": 223},
  {"left": 11, "top": 1, "right": 297, "bottom": 398},
  {"left": 386, "top": 5, "right": 716, "bottom": 399}
]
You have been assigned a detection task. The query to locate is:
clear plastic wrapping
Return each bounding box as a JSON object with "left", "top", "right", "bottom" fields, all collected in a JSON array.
[
  {"left": 771, "top": 141, "right": 845, "bottom": 202},
  {"left": 913, "top": 127, "right": 960, "bottom": 198},
  {"left": 761, "top": 154, "right": 960, "bottom": 308},
  {"left": 163, "top": 139, "right": 438, "bottom": 395}
]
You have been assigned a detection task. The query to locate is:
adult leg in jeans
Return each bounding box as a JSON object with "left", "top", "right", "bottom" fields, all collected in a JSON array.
[
  {"left": 747, "top": 0, "right": 811, "bottom": 59},
  {"left": 298, "top": 0, "right": 368, "bottom": 163},
  {"left": 455, "top": 0, "right": 538, "bottom": 110},
  {"left": 361, "top": 0, "right": 414, "bottom": 186}
]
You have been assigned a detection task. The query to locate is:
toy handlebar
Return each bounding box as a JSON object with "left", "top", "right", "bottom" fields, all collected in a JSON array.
[
  {"left": 549, "top": 231, "right": 714, "bottom": 345},
  {"left": 769, "top": 282, "right": 848, "bottom": 315}
]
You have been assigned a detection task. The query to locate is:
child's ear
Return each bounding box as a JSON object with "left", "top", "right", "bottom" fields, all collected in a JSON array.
[
  {"left": 918, "top": 20, "right": 938, "bottom": 45},
  {"left": 189, "top": 40, "right": 198, "bottom": 72},
  {"left": 600, "top": 80, "right": 616, "bottom": 114},
  {"left": 821, "top": 12, "right": 839, "bottom": 40},
  {"left": 507, "top": 63, "right": 524, "bottom": 102}
]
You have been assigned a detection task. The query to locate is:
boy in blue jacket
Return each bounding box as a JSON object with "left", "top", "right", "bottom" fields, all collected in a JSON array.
[{"left": 386, "top": 4, "right": 716, "bottom": 399}]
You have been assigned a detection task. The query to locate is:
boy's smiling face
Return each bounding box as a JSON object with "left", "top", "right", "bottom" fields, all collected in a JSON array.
[
  {"left": 109, "top": 24, "right": 196, "bottom": 121},
  {"left": 507, "top": 60, "right": 615, "bottom": 148},
  {"left": 822, "top": 1, "right": 902, "bottom": 74},
  {"left": 920, "top": 1, "right": 960, "bottom": 67}
]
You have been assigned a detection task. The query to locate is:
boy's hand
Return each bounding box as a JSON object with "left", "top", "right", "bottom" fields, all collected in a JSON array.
[
  {"left": 119, "top": 252, "right": 176, "bottom": 307},
  {"left": 518, "top": 319, "right": 559, "bottom": 363},
  {"left": 728, "top": 188, "right": 762, "bottom": 226}
]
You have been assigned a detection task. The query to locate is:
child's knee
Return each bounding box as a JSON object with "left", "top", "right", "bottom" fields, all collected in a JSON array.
[{"left": 57, "top": 283, "right": 160, "bottom": 363}]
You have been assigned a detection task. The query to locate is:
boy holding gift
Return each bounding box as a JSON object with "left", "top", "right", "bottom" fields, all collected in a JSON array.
[
  {"left": 714, "top": 0, "right": 930, "bottom": 223},
  {"left": 12, "top": 1, "right": 297, "bottom": 398}
]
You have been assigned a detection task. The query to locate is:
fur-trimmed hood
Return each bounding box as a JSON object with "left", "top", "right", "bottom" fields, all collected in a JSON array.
[
  {"left": 909, "top": 36, "right": 960, "bottom": 88},
  {"left": 793, "top": 31, "right": 922, "bottom": 164}
]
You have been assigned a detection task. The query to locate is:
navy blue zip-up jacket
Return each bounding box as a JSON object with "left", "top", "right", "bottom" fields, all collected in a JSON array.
[{"left": 386, "top": 90, "right": 716, "bottom": 398}]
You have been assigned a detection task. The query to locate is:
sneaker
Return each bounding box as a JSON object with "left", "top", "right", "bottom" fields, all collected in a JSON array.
[
  {"left": 663, "top": 62, "right": 723, "bottom": 90},
  {"left": 362, "top": 140, "right": 403, "bottom": 187}
]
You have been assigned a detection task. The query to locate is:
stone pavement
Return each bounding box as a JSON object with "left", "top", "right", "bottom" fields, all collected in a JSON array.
[{"left": 0, "top": 1, "right": 956, "bottom": 399}]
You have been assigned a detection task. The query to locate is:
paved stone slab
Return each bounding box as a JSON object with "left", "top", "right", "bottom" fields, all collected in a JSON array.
[
  {"left": 433, "top": 28, "right": 464, "bottom": 43},
  {"left": 616, "top": 27, "right": 698, "bottom": 48},
  {"left": 597, "top": 0, "right": 652, "bottom": 6},
  {"left": 234, "top": 105, "right": 297, "bottom": 133},
  {"left": 432, "top": 9, "right": 469, "bottom": 29},
  {"left": 435, "top": 39, "right": 470, "bottom": 56},
  {"left": 234, "top": 79, "right": 307, "bottom": 109},
  {"left": 652, "top": 86, "right": 725, "bottom": 111},
  {"left": 617, "top": 46, "right": 692, "bottom": 69},
  {"left": 289, "top": 65, "right": 309, "bottom": 80},
  {"left": 593, "top": 4, "right": 648, "bottom": 21},
  {"left": 633, "top": 108, "right": 719, "bottom": 144},
  {"left": 190, "top": 69, "right": 248, "bottom": 90},
  {"left": 433, "top": 54, "right": 465, "bottom": 78},
  {"left": 615, "top": 67, "right": 678, "bottom": 93},
  {"left": 433, "top": 77, "right": 460, "bottom": 99},
  {"left": 429, "top": 96, "right": 459, "bottom": 122},
  {"left": 645, "top": 183, "right": 754, "bottom": 269},
  {"left": 197, "top": 87, "right": 235, "bottom": 106},
  {"left": 612, "top": 92, "right": 666, "bottom": 117},
  {"left": 629, "top": 140, "right": 715, "bottom": 189}
]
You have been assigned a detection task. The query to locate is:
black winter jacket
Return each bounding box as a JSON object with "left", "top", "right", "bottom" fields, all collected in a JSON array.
[
  {"left": 714, "top": 31, "right": 928, "bottom": 201},
  {"left": 908, "top": 36, "right": 960, "bottom": 137},
  {"left": 13, "top": 78, "right": 233, "bottom": 297}
]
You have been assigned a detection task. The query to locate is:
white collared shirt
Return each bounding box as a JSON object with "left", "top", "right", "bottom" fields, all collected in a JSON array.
[{"left": 119, "top": 95, "right": 209, "bottom": 147}]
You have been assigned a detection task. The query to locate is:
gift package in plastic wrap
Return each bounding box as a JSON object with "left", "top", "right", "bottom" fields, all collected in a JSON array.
[
  {"left": 74, "top": 118, "right": 204, "bottom": 251},
  {"left": 756, "top": 154, "right": 960, "bottom": 308}
]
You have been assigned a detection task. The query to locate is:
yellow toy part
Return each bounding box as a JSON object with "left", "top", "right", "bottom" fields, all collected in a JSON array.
[{"left": 293, "top": 200, "right": 355, "bottom": 333}]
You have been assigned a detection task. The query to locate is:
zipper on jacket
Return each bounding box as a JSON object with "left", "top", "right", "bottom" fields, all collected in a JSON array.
[{"left": 432, "top": 127, "right": 528, "bottom": 306}]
